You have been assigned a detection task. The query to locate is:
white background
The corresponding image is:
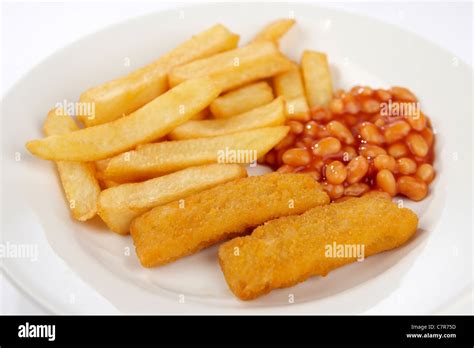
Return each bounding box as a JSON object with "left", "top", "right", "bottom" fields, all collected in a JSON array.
[{"left": 1, "top": 1, "right": 472, "bottom": 314}]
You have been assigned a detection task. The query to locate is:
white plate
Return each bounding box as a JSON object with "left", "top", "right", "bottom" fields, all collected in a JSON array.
[{"left": 1, "top": 3, "right": 472, "bottom": 314}]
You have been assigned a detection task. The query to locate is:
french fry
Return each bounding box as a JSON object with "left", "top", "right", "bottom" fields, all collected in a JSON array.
[
  {"left": 169, "top": 41, "right": 294, "bottom": 92},
  {"left": 273, "top": 67, "right": 310, "bottom": 120},
  {"left": 95, "top": 159, "right": 110, "bottom": 173},
  {"left": 26, "top": 77, "right": 221, "bottom": 162},
  {"left": 43, "top": 109, "right": 101, "bottom": 221},
  {"left": 98, "top": 164, "right": 247, "bottom": 235},
  {"left": 103, "top": 126, "right": 289, "bottom": 182},
  {"left": 210, "top": 81, "right": 273, "bottom": 118},
  {"left": 99, "top": 179, "right": 121, "bottom": 189},
  {"left": 301, "top": 50, "right": 333, "bottom": 108},
  {"left": 273, "top": 66, "right": 305, "bottom": 99},
  {"left": 285, "top": 96, "right": 311, "bottom": 121},
  {"left": 170, "top": 97, "right": 285, "bottom": 140},
  {"left": 79, "top": 24, "right": 239, "bottom": 127},
  {"left": 251, "top": 18, "right": 296, "bottom": 43},
  {"left": 191, "top": 108, "right": 210, "bottom": 120}
]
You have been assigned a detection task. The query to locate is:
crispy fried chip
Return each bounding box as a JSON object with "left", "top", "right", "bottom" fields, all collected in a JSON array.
[
  {"left": 43, "top": 109, "right": 101, "bottom": 221},
  {"left": 79, "top": 24, "right": 238, "bottom": 126},
  {"left": 103, "top": 126, "right": 289, "bottom": 182},
  {"left": 26, "top": 77, "right": 221, "bottom": 161},
  {"left": 169, "top": 97, "right": 285, "bottom": 140},
  {"left": 210, "top": 81, "right": 274, "bottom": 118},
  {"left": 169, "top": 41, "right": 293, "bottom": 92},
  {"left": 273, "top": 66, "right": 310, "bottom": 120},
  {"left": 302, "top": 50, "right": 333, "bottom": 108},
  {"left": 251, "top": 19, "right": 296, "bottom": 43}
]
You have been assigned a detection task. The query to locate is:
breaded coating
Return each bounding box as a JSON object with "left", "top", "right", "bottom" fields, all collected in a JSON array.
[
  {"left": 218, "top": 196, "right": 418, "bottom": 300},
  {"left": 130, "top": 173, "right": 329, "bottom": 267}
]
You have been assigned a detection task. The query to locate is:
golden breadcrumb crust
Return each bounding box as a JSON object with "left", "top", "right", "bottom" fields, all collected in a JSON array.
[
  {"left": 131, "top": 173, "right": 329, "bottom": 267},
  {"left": 219, "top": 196, "right": 418, "bottom": 300}
]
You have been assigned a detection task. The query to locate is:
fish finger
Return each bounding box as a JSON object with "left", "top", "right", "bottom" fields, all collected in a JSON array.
[
  {"left": 218, "top": 195, "right": 418, "bottom": 300},
  {"left": 130, "top": 173, "right": 329, "bottom": 267}
]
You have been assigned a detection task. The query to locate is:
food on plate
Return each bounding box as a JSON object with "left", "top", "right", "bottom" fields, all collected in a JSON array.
[
  {"left": 302, "top": 50, "right": 333, "bottom": 108},
  {"left": 103, "top": 126, "right": 289, "bottom": 182},
  {"left": 95, "top": 158, "right": 111, "bottom": 173},
  {"left": 191, "top": 108, "right": 210, "bottom": 120},
  {"left": 210, "top": 81, "right": 274, "bottom": 118},
  {"left": 43, "top": 109, "right": 101, "bottom": 221},
  {"left": 26, "top": 77, "right": 221, "bottom": 161},
  {"left": 168, "top": 41, "right": 294, "bottom": 92},
  {"left": 130, "top": 173, "right": 330, "bottom": 267},
  {"left": 98, "top": 164, "right": 246, "bottom": 235},
  {"left": 100, "top": 179, "right": 120, "bottom": 189},
  {"left": 264, "top": 86, "right": 436, "bottom": 201},
  {"left": 218, "top": 195, "right": 418, "bottom": 300},
  {"left": 273, "top": 66, "right": 310, "bottom": 120},
  {"left": 79, "top": 24, "right": 239, "bottom": 127},
  {"left": 169, "top": 97, "right": 285, "bottom": 140},
  {"left": 251, "top": 18, "right": 295, "bottom": 43},
  {"left": 25, "top": 19, "right": 432, "bottom": 297}
]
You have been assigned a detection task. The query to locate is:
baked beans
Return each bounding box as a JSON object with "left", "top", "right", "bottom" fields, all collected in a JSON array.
[
  {"left": 322, "top": 182, "right": 344, "bottom": 200},
  {"left": 397, "top": 157, "right": 417, "bottom": 175},
  {"left": 374, "top": 154, "right": 397, "bottom": 172},
  {"left": 384, "top": 121, "right": 411, "bottom": 143},
  {"left": 346, "top": 156, "right": 369, "bottom": 184},
  {"left": 376, "top": 169, "right": 397, "bottom": 197},
  {"left": 388, "top": 142, "right": 409, "bottom": 158},
  {"left": 265, "top": 85, "right": 436, "bottom": 201},
  {"left": 325, "top": 160, "right": 347, "bottom": 185},
  {"left": 397, "top": 176, "right": 428, "bottom": 201},
  {"left": 282, "top": 148, "right": 311, "bottom": 166},
  {"left": 416, "top": 163, "right": 435, "bottom": 184},
  {"left": 327, "top": 120, "right": 354, "bottom": 144},
  {"left": 312, "top": 137, "right": 341, "bottom": 156},
  {"left": 406, "top": 133, "right": 429, "bottom": 157},
  {"left": 287, "top": 120, "right": 304, "bottom": 134}
]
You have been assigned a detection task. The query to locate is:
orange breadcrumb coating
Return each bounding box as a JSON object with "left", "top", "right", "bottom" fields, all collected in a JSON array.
[
  {"left": 130, "top": 173, "right": 329, "bottom": 267},
  {"left": 218, "top": 196, "right": 418, "bottom": 300}
]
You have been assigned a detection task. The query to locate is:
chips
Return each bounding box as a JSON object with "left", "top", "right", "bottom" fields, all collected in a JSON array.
[
  {"left": 273, "top": 66, "right": 310, "bottom": 120},
  {"left": 302, "top": 50, "right": 333, "bottom": 108},
  {"left": 169, "top": 97, "right": 285, "bottom": 140},
  {"left": 98, "top": 164, "right": 246, "bottom": 234},
  {"left": 191, "top": 108, "right": 210, "bottom": 120},
  {"left": 79, "top": 24, "right": 238, "bottom": 127},
  {"left": 251, "top": 18, "right": 296, "bottom": 43},
  {"left": 43, "top": 109, "right": 101, "bottom": 221},
  {"left": 103, "top": 126, "right": 289, "bottom": 182},
  {"left": 210, "top": 81, "right": 274, "bottom": 118},
  {"left": 169, "top": 41, "right": 294, "bottom": 92},
  {"left": 26, "top": 77, "right": 221, "bottom": 161}
]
